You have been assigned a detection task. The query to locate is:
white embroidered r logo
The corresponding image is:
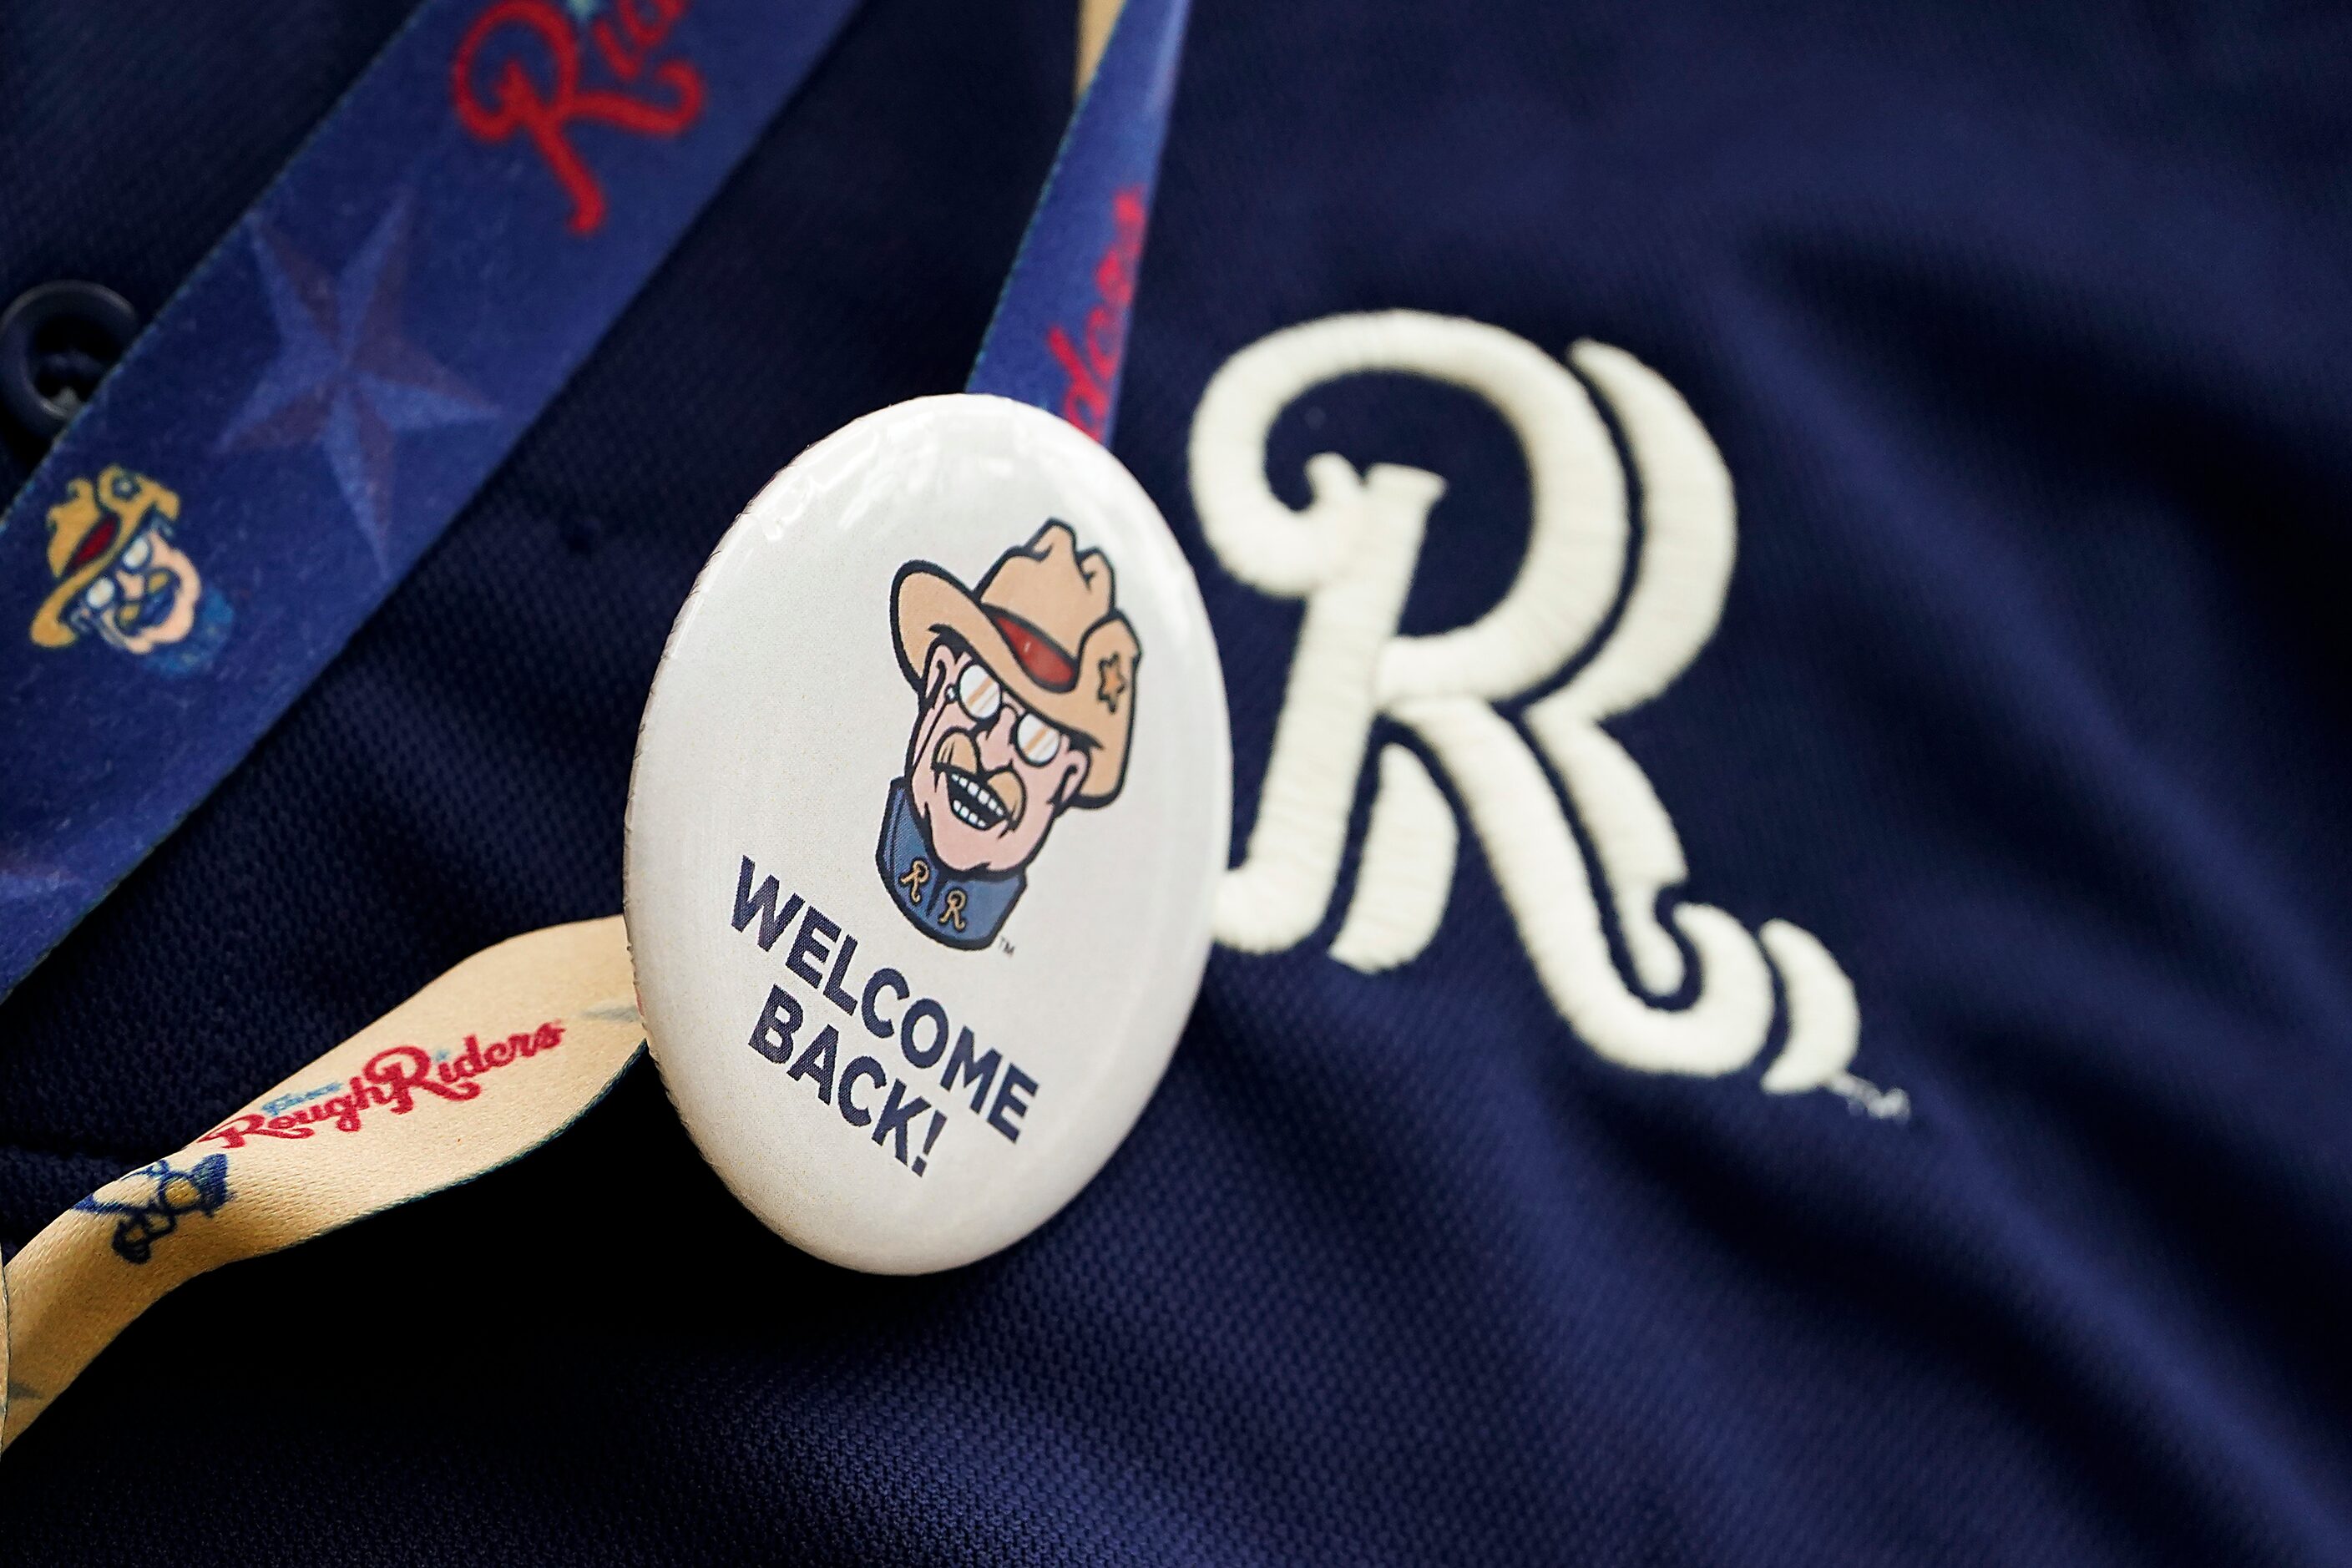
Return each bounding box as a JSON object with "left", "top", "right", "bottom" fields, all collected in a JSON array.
[{"left": 1193, "top": 311, "right": 1901, "bottom": 1110}]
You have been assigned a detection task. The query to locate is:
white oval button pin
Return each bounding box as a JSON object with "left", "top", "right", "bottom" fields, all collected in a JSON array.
[{"left": 626, "top": 394, "right": 1231, "bottom": 1274}]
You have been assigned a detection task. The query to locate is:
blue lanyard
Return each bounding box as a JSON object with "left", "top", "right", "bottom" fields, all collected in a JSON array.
[
  {"left": 0, "top": 0, "right": 1191, "bottom": 1001},
  {"left": 968, "top": 0, "right": 1190, "bottom": 448}
]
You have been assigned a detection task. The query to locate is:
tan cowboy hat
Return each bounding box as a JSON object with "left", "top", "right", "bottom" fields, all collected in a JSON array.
[
  {"left": 892, "top": 521, "right": 1142, "bottom": 807},
  {"left": 31, "top": 467, "right": 179, "bottom": 648}
]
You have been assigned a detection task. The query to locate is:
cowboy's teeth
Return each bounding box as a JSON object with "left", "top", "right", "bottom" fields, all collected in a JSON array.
[{"left": 941, "top": 768, "right": 1007, "bottom": 830}]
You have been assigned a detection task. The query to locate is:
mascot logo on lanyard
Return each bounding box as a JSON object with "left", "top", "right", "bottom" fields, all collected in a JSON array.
[
  {"left": 878, "top": 522, "right": 1141, "bottom": 950},
  {"left": 28, "top": 465, "right": 231, "bottom": 675}
]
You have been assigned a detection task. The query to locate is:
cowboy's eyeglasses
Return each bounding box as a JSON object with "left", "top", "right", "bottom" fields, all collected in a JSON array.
[
  {"left": 954, "top": 661, "right": 1002, "bottom": 721},
  {"left": 75, "top": 532, "right": 158, "bottom": 618},
  {"left": 953, "top": 660, "right": 1068, "bottom": 766},
  {"left": 1014, "top": 713, "right": 1064, "bottom": 766}
]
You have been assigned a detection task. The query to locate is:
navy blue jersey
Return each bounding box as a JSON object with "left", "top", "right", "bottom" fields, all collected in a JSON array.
[{"left": 3, "top": 0, "right": 2350, "bottom": 1562}]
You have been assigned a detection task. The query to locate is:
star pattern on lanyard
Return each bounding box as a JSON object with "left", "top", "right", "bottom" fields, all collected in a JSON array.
[{"left": 217, "top": 190, "right": 495, "bottom": 571}]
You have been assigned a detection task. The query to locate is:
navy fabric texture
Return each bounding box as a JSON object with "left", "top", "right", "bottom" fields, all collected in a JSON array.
[{"left": 4, "top": 1, "right": 2350, "bottom": 1563}]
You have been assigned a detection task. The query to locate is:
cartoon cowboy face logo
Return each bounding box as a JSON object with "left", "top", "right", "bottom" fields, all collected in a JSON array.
[
  {"left": 878, "top": 521, "right": 1141, "bottom": 949},
  {"left": 29, "top": 465, "right": 230, "bottom": 675}
]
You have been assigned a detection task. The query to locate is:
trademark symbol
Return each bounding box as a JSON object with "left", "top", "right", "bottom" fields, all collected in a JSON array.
[{"left": 999, "top": 939, "right": 1016, "bottom": 957}]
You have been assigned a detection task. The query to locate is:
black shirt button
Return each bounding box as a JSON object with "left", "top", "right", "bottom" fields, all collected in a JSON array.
[{"left": 0, "top": 280, "right": 141, "bottom": 442}]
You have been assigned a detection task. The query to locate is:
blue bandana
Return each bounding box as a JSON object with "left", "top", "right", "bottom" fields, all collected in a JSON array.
[
  {"left": 874, "top": 779, "right": 1027, "bottom": 951},
  {"left": 144, "top": 589, "right": 235, "bottom": 680}
]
